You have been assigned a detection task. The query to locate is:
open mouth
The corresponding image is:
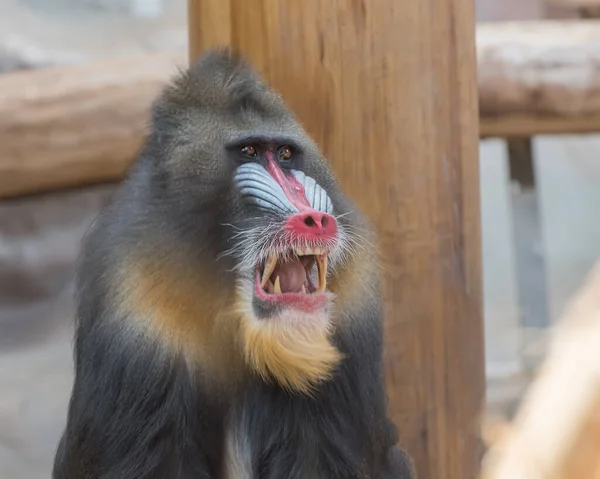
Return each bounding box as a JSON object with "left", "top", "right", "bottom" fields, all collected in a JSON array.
[
  {"left": 253, "top": 247, "right": 330, "bottom": 313},
  {"left": 260, "top": 247, "right": 327, "bottom": 295}
]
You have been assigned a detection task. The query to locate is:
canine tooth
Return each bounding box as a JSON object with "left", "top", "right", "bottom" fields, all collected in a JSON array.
[
  {"left": 274, "top": 276, "right": 282, "bottom": 294},
  {"left": 301, "top": 284, "right": 306, "bottom": 294},
  {"left": 261, "top": 254, "right": 278, "bottom": 287},
  {"left": 266, "top": 279, "right": 274, "bottom": 294},
  {"left": 316, "top": 254, "right": 328, "bottom": 293}
]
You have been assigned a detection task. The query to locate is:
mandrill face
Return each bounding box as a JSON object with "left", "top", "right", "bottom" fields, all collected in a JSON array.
[
  {"left": 225, "top": 134, "right": 361, "bottom": 392},
  {"left": 141, "top": 50, "right": 369, "bottom": 393},
  {"left": 229, "top": 141, "right": 353, "bottom": 321}
]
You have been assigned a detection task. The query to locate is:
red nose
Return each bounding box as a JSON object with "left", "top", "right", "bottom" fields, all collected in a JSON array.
[{"left": 284, "top": 210, "right": 338, "bottom": 240}]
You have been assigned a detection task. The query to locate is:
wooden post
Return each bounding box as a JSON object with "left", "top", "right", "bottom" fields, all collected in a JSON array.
[{"left": 188, "top": 1, "right": 485, "bottom": 477}]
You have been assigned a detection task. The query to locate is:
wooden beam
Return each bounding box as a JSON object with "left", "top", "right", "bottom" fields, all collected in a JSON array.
[
  {"left": 0, "top": 51, "right": 185, "bottom": 199},
  {"left": 188, "top": 0, "right": 485, "bottom": 477},
  {"left": 480, "top": 113, "right": 600, "bottom": 138},
  {"left": 478, "top": 20, "right": 600, "bottom": 118}
]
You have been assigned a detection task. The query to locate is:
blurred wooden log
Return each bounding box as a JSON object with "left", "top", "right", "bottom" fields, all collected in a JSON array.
[
  {"left": 481, "top": 261, "right": 600, "bottom": 479},
  {"left": 4, "top": 20, "right": 600, "bottom": 199},
  {"left": 0, "top": 51, "right": 185, "bottom": 199},
  {"left": 480, "top": 113, "right": 600, "bottom": 138},
  {"left": 478, "top": 20, "right": 600, "bottom": 117}
]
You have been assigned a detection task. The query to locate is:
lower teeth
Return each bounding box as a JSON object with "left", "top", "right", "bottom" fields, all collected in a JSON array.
[
  {"left": 259, "top": 253, "right": 326, "bottom": 295},
  {"left": 264, "top": 281, "right": 309, "bottom": 295},
  {"left": 273, "top": 276, "right": 282, "bottom": 294}
]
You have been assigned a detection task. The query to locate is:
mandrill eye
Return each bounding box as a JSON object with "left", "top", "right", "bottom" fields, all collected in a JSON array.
[
  {"left": 278, "top": 146, "right": 293, "bottom": 166},
  {"left": 240, "top": 145, "right": 258, "bottom": 158}
]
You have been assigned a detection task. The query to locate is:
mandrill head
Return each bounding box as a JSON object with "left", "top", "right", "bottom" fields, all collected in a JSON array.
[{"left": 105, "top": 48, "right": 377, "bottom": 395}]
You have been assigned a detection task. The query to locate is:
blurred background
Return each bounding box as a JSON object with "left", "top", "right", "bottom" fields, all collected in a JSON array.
[{"left": 0, "top": 0, "right": 599, "bottom": 477}]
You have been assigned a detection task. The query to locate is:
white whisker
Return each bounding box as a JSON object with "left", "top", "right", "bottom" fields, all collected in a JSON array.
[
  {"left": 217, "top": 212, "right": 371, "bottom": 280},
  {"left": 334, "top": 211, "right": 353, "bottom": 220}
]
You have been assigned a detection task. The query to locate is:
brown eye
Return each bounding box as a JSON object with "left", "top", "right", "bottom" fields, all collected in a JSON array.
[
  {"left": 278, "top": 146, "right": 293, "bottom": 163},
  {"left": 241, "top": 145, "right": 257, "bottom": 157}
]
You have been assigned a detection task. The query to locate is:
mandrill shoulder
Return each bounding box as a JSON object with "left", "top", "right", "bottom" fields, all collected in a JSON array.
[{"left": 74, "top": 177, "right": 243, "bottom": 379}]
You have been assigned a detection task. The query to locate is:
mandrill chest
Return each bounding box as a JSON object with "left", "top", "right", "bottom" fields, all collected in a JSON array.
[
  {"left": 213, "top": 159, "right": 372, "bottom": 478},
  {"left": 214, "top": 153, "right": 372, "bottom": 477},
  {"left": 221, "top": 384, "right": 369, "bottom": 479}
]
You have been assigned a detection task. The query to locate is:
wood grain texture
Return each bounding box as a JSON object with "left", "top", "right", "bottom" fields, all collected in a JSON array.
[
  {"left": 0, "top": 51, "right": 185, "bottom": 199},
  {"left": 189, "top": 1, "right": 485, "bottom": 477},
  {"left": 188, "top": 0, "right": 231, "bottom": 63}
]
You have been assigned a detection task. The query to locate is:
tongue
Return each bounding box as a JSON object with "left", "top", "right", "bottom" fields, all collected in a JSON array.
[{"left": 272, "top": 259, "right": 307, "bottom": 293}]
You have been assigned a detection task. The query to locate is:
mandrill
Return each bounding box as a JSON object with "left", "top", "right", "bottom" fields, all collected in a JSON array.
[{"left": 52, "top": 48, "right": 416, "bottom": 479}]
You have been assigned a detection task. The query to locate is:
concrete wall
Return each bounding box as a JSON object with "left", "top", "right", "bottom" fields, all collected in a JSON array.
[
  {"left": 535, "top": 136, "right": 600, "bottom": 323},
  {"left": 479, "top": 140, "right": 523, "bottom": 378},
  {"left": 479, "top": 136, "right": 600, "bottom": 378}
]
